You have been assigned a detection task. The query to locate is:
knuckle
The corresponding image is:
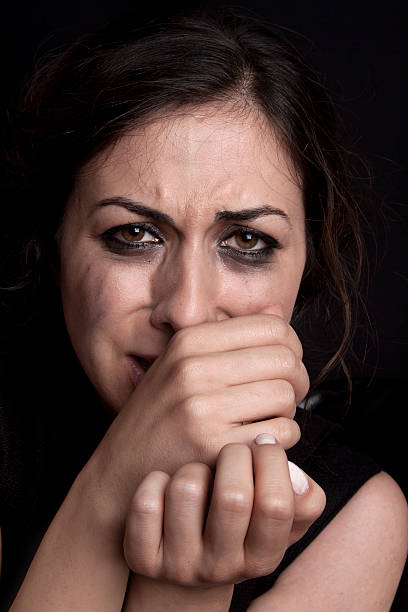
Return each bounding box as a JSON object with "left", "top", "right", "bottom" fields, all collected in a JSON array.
[
  {"left": 129, "top": 491, "right": 161, "bottom": 516},
  {"left": 177, "top": 461, "right": 213, "bottom": 483},
  {"left": 167, "top": 473, "right": 206, "bottom": 504},
  {"left": 216, "top": 486, "right": 253, "bottom": 514},
  {"left": 258, "top": 493, "right": 294, "bottom": 522},
  {"left": 266, "top": 315, "right": 289, "bottom": 342},
  {"left": 177, "top": 399, "right": 212, "bottom": 455},
  {"left": 276, "top": 380, "right": 296, "bottom": 416},
  {"left": 284, "top": 380, "right": 296, "bottom": 405},
  {"left": 273, "top": 418, "right": 300, "bottom": 448},
  {"left": 277, "top": 345, "right": 297, "bottom": 371},
  {"left": 173, "top": 356, "right": 201, "bottom": 388},
  {"left": 180, "top": 394, "right": 206, "bottom": 420}
]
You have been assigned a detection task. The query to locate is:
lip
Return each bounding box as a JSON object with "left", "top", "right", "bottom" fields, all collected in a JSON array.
[{"left": 127, "top": 355, "right": 156, "bottom": 387}]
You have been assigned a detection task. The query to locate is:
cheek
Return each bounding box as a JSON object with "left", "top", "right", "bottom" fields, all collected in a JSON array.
[
  {"left": 60, "top": 257, "right": 151, "bottom": 342},
  {"left": 220, "top": 265, "right": 304, "bottom": 322}
]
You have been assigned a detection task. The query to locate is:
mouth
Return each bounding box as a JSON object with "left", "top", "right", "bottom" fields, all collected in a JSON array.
[{"left": 127, "top": 355, "right": 156, "bottom": 387}]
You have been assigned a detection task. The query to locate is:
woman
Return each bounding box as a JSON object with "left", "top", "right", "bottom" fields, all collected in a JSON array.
[{"left": 1, "top": 8, "right": 406, "bottom": 610}]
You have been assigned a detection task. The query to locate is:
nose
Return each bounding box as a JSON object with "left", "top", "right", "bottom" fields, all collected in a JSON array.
[{"left": 149, "top": 250, "right": 228, "bottom": 332}]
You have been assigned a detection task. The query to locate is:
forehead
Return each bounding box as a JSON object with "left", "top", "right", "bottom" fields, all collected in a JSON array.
[{"left": 74, "top": 105, "right": 303, "bottom": 221}]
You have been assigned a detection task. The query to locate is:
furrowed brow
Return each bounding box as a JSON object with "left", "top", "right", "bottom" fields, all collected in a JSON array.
[
  {"left": 214, "top": 206, "right": 292, "bottom": 228},
  {"left": 92, "top": 197, "right": 175, "bottom": 226}
]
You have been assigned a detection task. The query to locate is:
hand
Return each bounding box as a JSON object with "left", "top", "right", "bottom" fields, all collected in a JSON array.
[
  {"left": 122, "top": 438, "right": 325, "bottom": 609},
  {"left": 91, "top": 314, "right": 309, "bottom": 517}
]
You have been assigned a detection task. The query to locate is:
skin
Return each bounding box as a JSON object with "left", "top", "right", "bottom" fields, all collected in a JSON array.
[
  {"left": 57, "top": 104, "right": 314, "bottom": 607},
  {"left": 58, "top": 106, "right": 307, "bottom": 412},
  {"left": 56, "top": 103, "right": 314, "bottom": 531},
  {"left": 7, "top": 104, "right": 407, "bottom": 610}
]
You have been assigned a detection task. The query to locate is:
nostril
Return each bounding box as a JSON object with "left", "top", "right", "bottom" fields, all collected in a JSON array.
[{"left": 138, "top": 357, "right": 154, "bottom": 372}]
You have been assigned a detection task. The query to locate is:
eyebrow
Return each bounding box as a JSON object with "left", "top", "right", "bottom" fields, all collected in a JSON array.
[
  {"left": 94, "top": 197, "right": 174, "bottom": 225},
  {"left": 94, "top": 197, "right": 292, "bottom": 228},
  {"left": 214, "top": 206, "right": 292, "bottom": 227}
]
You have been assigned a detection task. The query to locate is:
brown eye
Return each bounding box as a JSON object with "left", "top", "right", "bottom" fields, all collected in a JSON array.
[
  {"left": 102, "top": 223, "right": 162, "bottom": 253},
  {"left": 235, "top": 231, "right": 259, "bottom": 249},
  {"left": 221, "top": 230, "right": 268, "bottom": 252},
  {"left": 120, "top": 226, "right": 146, "bottom": 242},
  {"left": 218, "top": 227, "right": 280, "bottom": 263}
]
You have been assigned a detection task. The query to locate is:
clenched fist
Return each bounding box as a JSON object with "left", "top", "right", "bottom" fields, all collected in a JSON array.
[
  {"left": 122, "top": 437, "right": 325, "bottom": 610},
  {"left": 91, "top": 314, "right": 309, "bottom": 520}
]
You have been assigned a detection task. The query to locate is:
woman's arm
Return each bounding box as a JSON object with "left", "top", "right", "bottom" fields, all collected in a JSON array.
[
  {"left": 248, "top": 472, "right": 408, "bottom": 611},
  {"left": 9, "top": 467, "right": 130, "bottom": 611},
  {"left": 7, "top": 315, "right": 305, "bottom": 610},
  {"left": 122, "top": 438, "right": 326, "bottom": 611}
]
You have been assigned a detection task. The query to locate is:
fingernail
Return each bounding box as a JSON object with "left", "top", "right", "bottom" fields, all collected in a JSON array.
[
  {"left": 288, "top": 461, "right": 309, "bottom": 495},
  {"left": 255, "top": 433, "right": 277, "bottom": 445}
]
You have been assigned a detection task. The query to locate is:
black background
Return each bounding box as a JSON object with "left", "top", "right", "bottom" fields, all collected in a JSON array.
[{"left": 1, "top": 2, "right": 407, "bottom": 605}]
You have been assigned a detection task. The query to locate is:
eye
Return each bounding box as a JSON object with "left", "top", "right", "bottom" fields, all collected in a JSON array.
[
  {"left": 118, "top": 225, "right": 159, "bottom": 244},
  {"left": 222, "top": 229, "right": 267, "bottom": 251},
  {"left": 101, "top": 223, "right": 163, "bottom": 252},
  {"left": 218, "top": 226, "right": 281, "bottom": 264}
]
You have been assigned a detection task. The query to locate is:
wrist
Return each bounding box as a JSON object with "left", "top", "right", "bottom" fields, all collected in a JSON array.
[
  {"left": 123, "top": 574, "right": 234, "bottom": 612},
  {"left": 82, "top": 418, "right": 151, "bottom": 529},
  {"left": 10, "top": 462, "right": 129, "bottom": 611},
  {"left": 75, "top": 458, "right": 122, "bottom": 530}
]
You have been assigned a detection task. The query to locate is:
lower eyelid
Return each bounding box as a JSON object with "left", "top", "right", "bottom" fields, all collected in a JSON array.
[{"left": 219, "top": 244, "right": 277, "bottom": 260}]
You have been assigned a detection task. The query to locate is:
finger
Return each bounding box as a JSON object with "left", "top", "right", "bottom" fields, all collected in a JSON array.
[
  {"left": 173, "top": 346, "right": 309, "bottom": 405},
  {"left": 163, "top": 462, "right": 212, "bottom": 580},
  {"left": 203, "top": 444, "right": 253, "bottom": 577},
  {"left": 288, "top": 466, "right": 326, "bottom": 545},
  {"left": 229, "top": 417, "right": 301, "bottom": 450},
  {"left": 123, "top": 470, "right": 170, "bottom": 576},
  {"left": 244, "top": 437, "right": 294, "bottom": 575},
  {"left": 196, "top": 379, "right": 297, "bottom": 423},
  {"left": 168, "top": 314, "right": 303, "bottom": 360}
]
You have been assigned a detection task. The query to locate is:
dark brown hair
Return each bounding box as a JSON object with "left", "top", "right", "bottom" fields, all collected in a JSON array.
[{"left": 1, "top": 7, "right": 363, "bottom": 388}]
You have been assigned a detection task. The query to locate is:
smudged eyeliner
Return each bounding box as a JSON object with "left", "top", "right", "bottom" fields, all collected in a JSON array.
[{"left": 100, "top": 222, "right": 281, "bottom": 263}]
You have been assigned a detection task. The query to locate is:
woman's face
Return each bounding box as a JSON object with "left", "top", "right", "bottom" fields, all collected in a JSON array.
[{"left": 58, "top": 105, "right": 306, "bottom": 412}]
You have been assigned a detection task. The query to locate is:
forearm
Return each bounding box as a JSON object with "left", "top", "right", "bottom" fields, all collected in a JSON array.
[
  {"left": 10, "top": 465, "right": 129, "bottom": 612},
  {"left": 123, "top": 574, "right": 234, "bottom": 612}
]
